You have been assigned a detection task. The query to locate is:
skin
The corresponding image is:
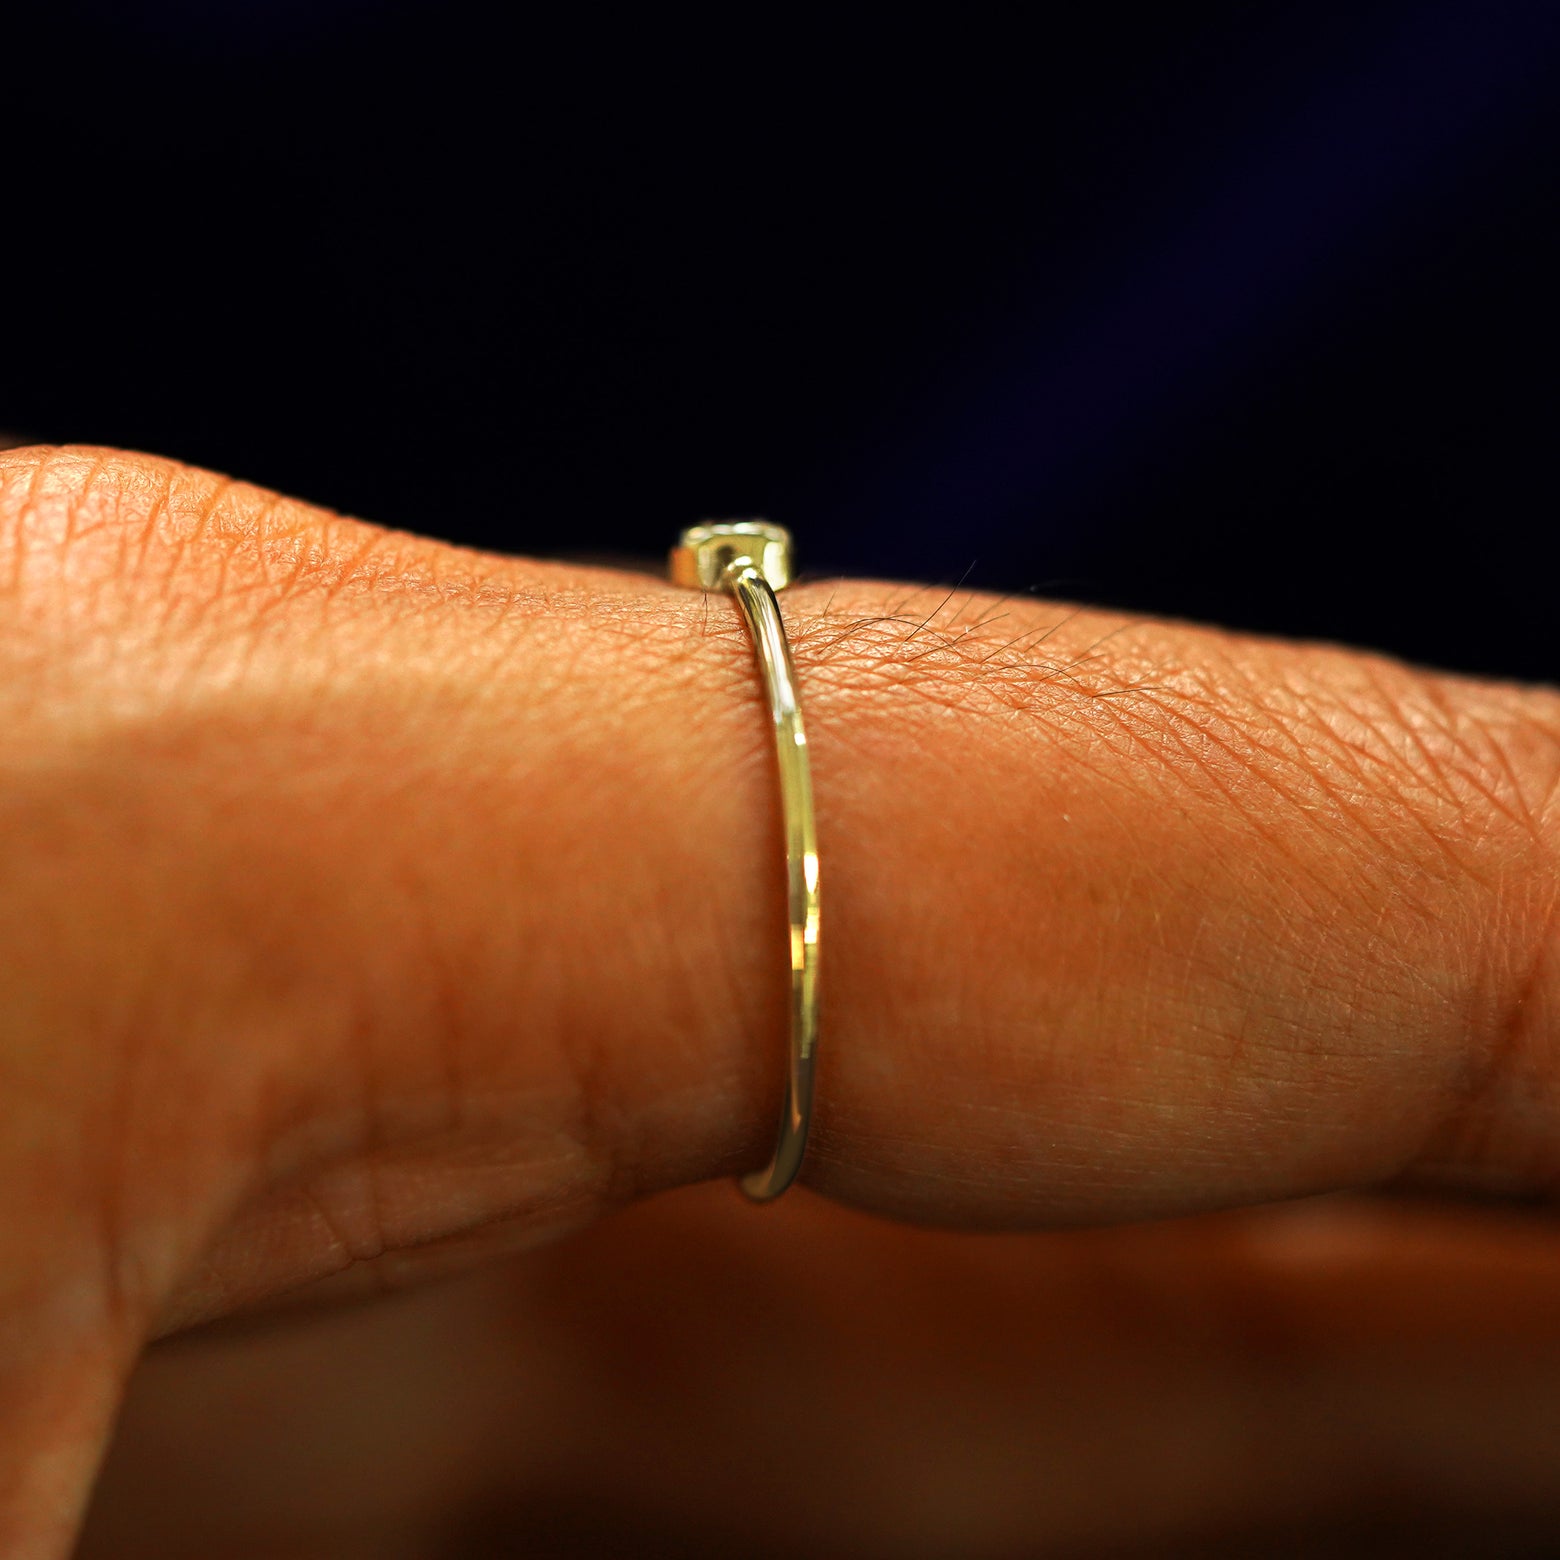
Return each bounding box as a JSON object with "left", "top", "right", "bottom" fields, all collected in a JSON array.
[{"left": 0, "top": 445, "right": 1555, "bottom": 1557}]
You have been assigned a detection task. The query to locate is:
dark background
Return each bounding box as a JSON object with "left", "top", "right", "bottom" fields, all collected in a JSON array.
[{"left": 3, "top": 0, "right": 1556, "bottom": 682}]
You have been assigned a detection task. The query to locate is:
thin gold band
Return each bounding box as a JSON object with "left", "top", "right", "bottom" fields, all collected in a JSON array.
[{"left": 669, "top": 522, "right": 820, "bottom": 1201}]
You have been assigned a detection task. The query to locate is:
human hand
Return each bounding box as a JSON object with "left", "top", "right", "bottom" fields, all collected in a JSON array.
[{"left": 2, "top": 448, "right": 1556, "bottom": 1556}]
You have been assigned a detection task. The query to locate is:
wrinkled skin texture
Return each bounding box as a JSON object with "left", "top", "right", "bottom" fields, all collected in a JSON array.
[{"left": 0, "top": 448, "right": 1556, "bottom": 1556}]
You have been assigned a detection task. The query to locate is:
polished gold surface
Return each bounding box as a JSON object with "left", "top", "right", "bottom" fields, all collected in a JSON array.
[
  {"left": 669, "top": 522, "right": 819, "bottom": 1201},
  {"left": 669, "top": 521, "right": 795, "bottom": 592}
]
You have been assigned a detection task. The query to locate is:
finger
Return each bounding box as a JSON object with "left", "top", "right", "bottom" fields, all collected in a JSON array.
[
  {"left": 2, "top": 444, "right": 1559, "bottom": 1548},
  {"left": 2, "top": 444, "right": 1557, "bottom": 1308},
  {"left": 81, "top": 1190, "right": 1560, "bottom": 1558}
]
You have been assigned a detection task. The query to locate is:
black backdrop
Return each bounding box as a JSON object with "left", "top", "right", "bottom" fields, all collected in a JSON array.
[{"left": 4, "top": 0, "right": 1557, "bottom": 682}]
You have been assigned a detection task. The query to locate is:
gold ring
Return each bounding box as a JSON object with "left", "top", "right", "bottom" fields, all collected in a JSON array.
[{"left": 669, "top": 522, "right": 820, "bottom": 1201}]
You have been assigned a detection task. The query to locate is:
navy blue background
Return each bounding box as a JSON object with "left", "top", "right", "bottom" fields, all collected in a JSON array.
[{"left": 4, "top": 0, "right": 1557, "bottom": 680}]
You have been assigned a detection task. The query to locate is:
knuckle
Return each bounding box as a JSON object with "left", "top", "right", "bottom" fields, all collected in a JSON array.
[
  {"left": 1402, "top": 681, "right": 1560, "bottom": 1184},
  {"left": 1, "top": 443, "right": 181, "bottom": 611},
  {"left": 0, "top": 445, "right": 402, "bottom": 669}
]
